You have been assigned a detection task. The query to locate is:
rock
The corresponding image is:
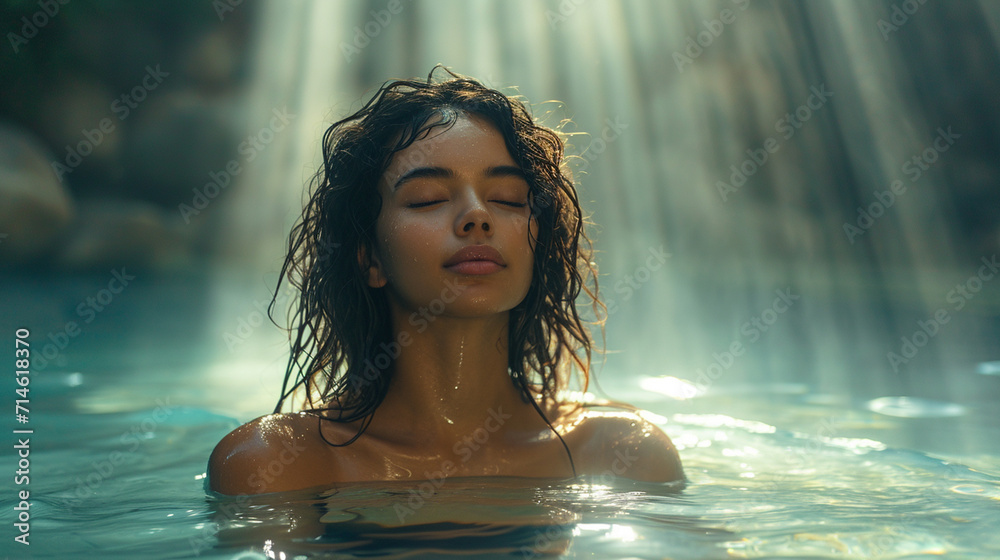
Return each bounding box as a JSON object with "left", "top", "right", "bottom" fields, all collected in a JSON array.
[
  {"left": 121, "top": 90, "right": 243, "bottom": 207},
  {"left": 0, "top": 123, "right": 75, "bottom": 264},
  {"left": 51, "top": 198, "right": 197, "bottom": 271},
  {"left": 35, "top": 75, "right": 120, "bottom": 164}
]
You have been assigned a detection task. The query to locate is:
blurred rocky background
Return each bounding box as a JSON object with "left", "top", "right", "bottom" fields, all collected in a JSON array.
[{"left": 1, "top": 0, "right": 254, "bottom": 270}]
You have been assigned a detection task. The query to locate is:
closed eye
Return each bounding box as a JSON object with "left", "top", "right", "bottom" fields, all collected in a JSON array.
[
  {"left": 407, "top": 200, "right": 526, "bottom": 208},
  {"left": 406, "top": 200, "right": 446, "bottom": 208}
]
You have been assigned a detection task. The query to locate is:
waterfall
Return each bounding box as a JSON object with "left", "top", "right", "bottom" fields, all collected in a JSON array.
[{"left": 219, "top": 0, "right": 1000, "bottom": 412}]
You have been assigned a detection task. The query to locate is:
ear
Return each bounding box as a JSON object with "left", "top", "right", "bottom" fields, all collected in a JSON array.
[{"left": 357, "top": 245, "right": 387, "bottom": 288}]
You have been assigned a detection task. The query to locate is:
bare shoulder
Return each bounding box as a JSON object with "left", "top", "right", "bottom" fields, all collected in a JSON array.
[
  {"left": 564, "top": 403, "right": 684, "bottom": 484},
  {"left": 208, "top": 412, "right": 320, "bottom": 495}
]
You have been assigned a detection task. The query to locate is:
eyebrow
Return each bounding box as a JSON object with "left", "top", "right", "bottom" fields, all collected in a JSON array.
[{"left": 391, "top": 165, "right": 527, "bottom": 191}]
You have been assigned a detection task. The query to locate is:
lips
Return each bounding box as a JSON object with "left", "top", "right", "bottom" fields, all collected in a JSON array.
[{"left": 443, "top": 245, "right": 506, "bottom": 268}]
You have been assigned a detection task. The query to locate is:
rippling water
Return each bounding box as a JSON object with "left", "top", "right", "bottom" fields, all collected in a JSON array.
[{"left": 9, "top": 379, "right": 999, "bottom": 559}]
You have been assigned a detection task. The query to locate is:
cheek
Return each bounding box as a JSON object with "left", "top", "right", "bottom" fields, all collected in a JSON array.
[
  {"left": 376, "top": 214, "right": 433, "bottom": 269},
  {"left": 374, "top": 214, "right": 406, "bottom": 268}
]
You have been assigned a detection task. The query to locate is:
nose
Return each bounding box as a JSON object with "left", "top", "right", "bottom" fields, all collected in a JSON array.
[
  {"left": 456, "top": 190, "right": 493, "bottom": 236},
  {"left": 462, "top": 220, "right": 490, "bottom": 233}
]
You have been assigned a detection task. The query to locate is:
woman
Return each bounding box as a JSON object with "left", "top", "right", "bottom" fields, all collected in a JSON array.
[{"left": 208, "top": 65, "right": 682, "bottom": 495}]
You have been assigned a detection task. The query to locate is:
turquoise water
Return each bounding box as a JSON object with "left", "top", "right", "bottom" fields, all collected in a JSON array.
[
  {"left": 8, "top": 393, "right": 1000, "bottom": 559},
  {"left": 3, "top": 270, "right": 1000, "bottom": 559}
]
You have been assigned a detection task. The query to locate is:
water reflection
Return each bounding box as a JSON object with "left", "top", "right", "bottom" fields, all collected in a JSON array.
[{"left": 205, "top": 476, "right": 716, "bottom": 559}]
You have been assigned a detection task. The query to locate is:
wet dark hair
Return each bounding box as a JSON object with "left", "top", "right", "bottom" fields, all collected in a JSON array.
[{"left": 270, "top": 65, "right": 605, "bottom": 474}]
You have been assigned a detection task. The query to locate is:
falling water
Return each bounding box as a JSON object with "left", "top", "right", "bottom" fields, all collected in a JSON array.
[{"left": 218, "top": 0, "right": 1000, "bottom": 453}]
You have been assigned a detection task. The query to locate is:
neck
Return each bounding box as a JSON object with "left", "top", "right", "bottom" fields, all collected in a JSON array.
[{"left": 365, "top": 305, "right": 538, "bottom": 445}]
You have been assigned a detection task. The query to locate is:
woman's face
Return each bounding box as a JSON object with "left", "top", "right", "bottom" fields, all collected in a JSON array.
[{"left": 367, "top": 112, "right": 539, "bottom": 319}]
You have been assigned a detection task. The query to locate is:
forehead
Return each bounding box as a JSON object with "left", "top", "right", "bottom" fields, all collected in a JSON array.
[{"left": 379, "top": 113, "right": 517, "bottom": 189}]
